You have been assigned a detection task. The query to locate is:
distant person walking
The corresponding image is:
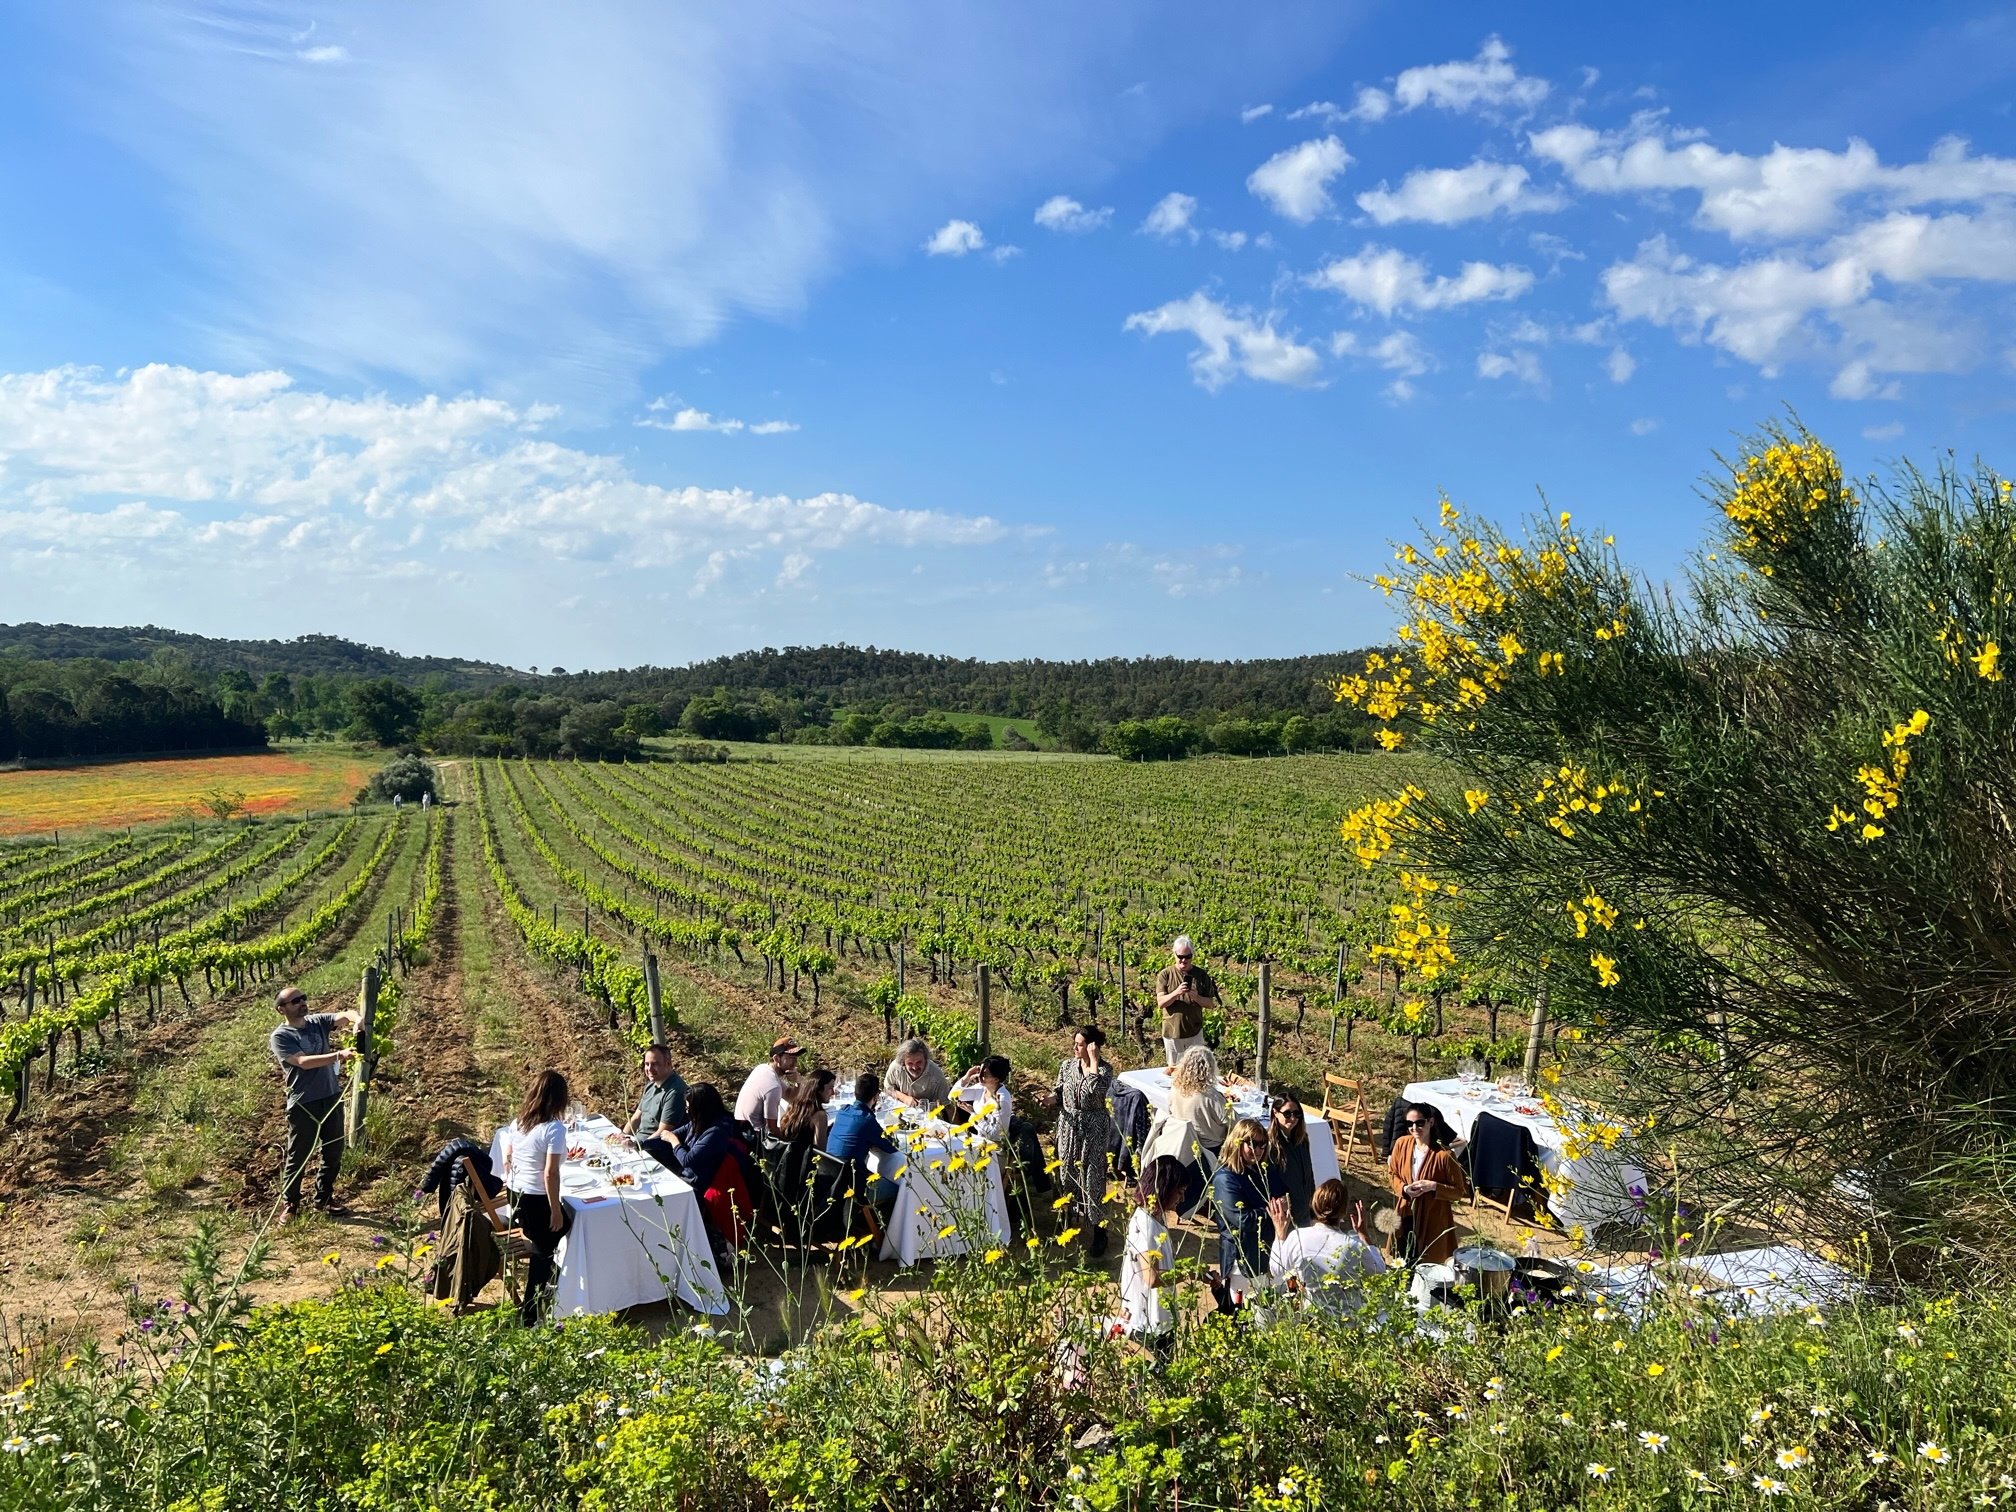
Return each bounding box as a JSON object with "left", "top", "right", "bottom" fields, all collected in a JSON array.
[
  {"left": 268, "top": 985, "right": 361, "bottom": 1220},
  {"left": 1156, "top": 936, "right": 1218, "bottom": 1067}
]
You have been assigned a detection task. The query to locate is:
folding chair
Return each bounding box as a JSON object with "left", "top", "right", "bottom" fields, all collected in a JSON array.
[
  {"left": 1318, "top": 1073, "right": 1372, "bottom": 1166},
  {"left": 461, "top": 1155, "right": 531, "bottom": 1306}
]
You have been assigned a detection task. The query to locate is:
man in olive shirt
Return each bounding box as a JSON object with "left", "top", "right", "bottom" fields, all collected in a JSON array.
[
  {"left": 618, "top": 1043, "right": 688, "bottom": 1164},
  {"left": 1156, "top": 935, "right": 1218, "bottom": 1066},
  {"left": 269, "top": 985, "right": 361, "bottom": 1220}
]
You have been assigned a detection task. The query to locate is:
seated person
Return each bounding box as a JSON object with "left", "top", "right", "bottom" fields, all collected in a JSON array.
[
  {"left": 825, "top": 1072, "right": 903, "bottom": 1207},
  {"left": 1268, "top": 1178, "right": 1387, "bottom": 1314},
  {"left": 884, "top": 1037, "right": 951, "bottom": 1109},
  {"left": 1209, "top": 1117, "right": 1275, "bottom": 1307},
  {"left": 776, "top": 1068, "right": 837, "bottom": 1150},
  {"left": 734, "top": 1035, "right": 802, "bottom": 1137},
  {"left": 954, "top": 1055, "right": 1014, "bottom": 1144},
  {"left": 616, "top": 1043, "right": 688, "bottom": 1164},
  {"left": 1137, "top": 1044, "right": 1230, "bottom": 1214},
  {"left": 661, "top": 1084, "right": 760, "bottom": 1250}
]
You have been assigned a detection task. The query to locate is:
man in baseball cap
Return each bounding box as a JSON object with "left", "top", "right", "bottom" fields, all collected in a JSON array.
[{"left": 733, "top": 1035, "right": 804, "bottom": 1136}]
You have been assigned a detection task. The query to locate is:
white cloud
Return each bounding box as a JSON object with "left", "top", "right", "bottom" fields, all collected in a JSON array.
[
  {"left": 1123, "top": 293, "right": 1322, "bottom": 390},
  {"left": 1629, "top": 417, "right": 1659, "bottom": 436},
  {"left": 1209, "top": 229, "right": 1249, "bottom": 251},
  {"left": 0, "top": 365, "right": 1000, "bottom": 579},
  {"left": 1141, "top": 192, "right": 1198, "bottom": 240},
  {"left": 1531, "top": 122, "right": 2016, "bottom": 242},
  {"left": 1240, "top": 103, "right": 1274, "bottom": 124},
  {"left": 1477, "top": 348, "right": 1546, "bottom": 389},
  {"left": 1292, "top": 88, "right": 1389, "bottom": 127},
  {"left": 1828, "top": 361, "right": 1901, "bottom": 402},
  {"left": 1356, "top": 161, "right": 1566, "bottom": 226},
  {"left": 638, "top": 400, "right": 798, "bottom": 435},
  {"left": 1309, "top": 245, "right": 1534, "bottom": 316},
  {"left": 296, "top": 45, "right": 348, "bottom": 64},
  {"left": 1333, "top": 329, "right": 1434, "bottom": 377},
  {"left": 1383, "top": 378, "right": 1417, "bottom": 403},
  {"left": 1246, "top": 136, "right": 1351, "bottom": 223},
  {"left": 1862, "top": 421, "right": 1905, "bottom": 441},
  {"left": 1605, "top": 348, "right": 1637, "bottom": 384},
  {"left": 1034, "top": 195, "right": 1113, "bottom": 233},
  {"left": 925, "top": 219, "right": 988, "bottom": 256},
  {"left": 1394, "top": 36, "right": 1548, "bottom": 116}
]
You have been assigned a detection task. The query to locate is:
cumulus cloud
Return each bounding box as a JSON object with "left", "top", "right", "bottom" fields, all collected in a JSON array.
[
  {"left": 0, "top": 365, "right": 1001, "bottom": 581},
  {"left": 925, "top": 219, "right": 989, "bottom": 256},
  {"left": 1034, "top": 195, "right": 1113, "bottom": 233},
  {"left": 1605, "top": 348, "right": 1637, "bottom": 384},
  {"left": 1530, "top": 122, "right": 2016, "bottom": 242},
  {"left": 1356, "top": 161, "right": 1566, "bottom": 226},
  {"left": 636, "top": 401, "right": 799, "bottom": 435},
  {"left": 1123, "top": 293, "right": 1322, "bottom": 390},
  {"left": 1477, "top": 348, "right": 1547, "bottom": 389},
  {"left": 1329, "top": 329, "right": 1434, "bottom": 378},
  {"left": 1141, "top": 192, "right": 1199, "bottom": 240},
  {"left": 1309, "top": 245, "right": 1534, "bottom": 316},
  {"left": 1393, "top": 36, "right": 1548, "bottom": 115},
  {"left": 1247, "top": 136, "right": 1351, "bottom": 222}
]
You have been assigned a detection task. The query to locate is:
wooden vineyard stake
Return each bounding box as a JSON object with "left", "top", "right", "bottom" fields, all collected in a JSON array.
[
  {"left": 345, "top": 964, "right": 381, "bottom": 1145},
  {"left": 1522, "top": 979, "right": 1551, "bottom": 1085},
  {"left": 644, "top": 949, "right": 665, "bottom": 1045},
  {"left": 1256, "top": 959, "right": 1273, "bottom": 1089},
  {"left": 976, "top": 963, "right": 991, "bottom": 1053}
]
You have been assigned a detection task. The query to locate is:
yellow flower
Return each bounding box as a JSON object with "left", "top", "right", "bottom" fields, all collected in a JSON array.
[
  {"left": 1973, "top": 641, "right": 2002, "bottom": 680},
  {"left": 321, "top": 1251, "right": 341, "bottom": 1266},
  {"left": 937, "top": 1224, "right": 958, "bottom": 1240},
  {"left": 374, "top": 1255, "right": 400, "bottom": 1271},
  {"left": 982, "top": 1248, "right": 1005, "bottom": 1264},
  {"left": 1052, "top": 1195, "right": 1074, "bottom": 1210},
  {"left": 303, "top": 1344, "right": 325, "bottom": 1357},
  {"left": 1545, "top": 1345, "right": 1565, "bottom": 1363},
  {"left": 1645, "top": 1362, "right": 1664, "bottom": 1377},
  {"left": 374, "top": 1343, "right": 394, "bottom": 1357},
  {"left": 1591, "top": 952, "right": 1620, "bottom": 988},
  {"left": 844, "top": 1287, "right": 867, "bottom": 1304},
  {"left": 211, "top": 1342, "right": 238, "bottom": 1355},
  {"left": 1056, "top": 1227, "right": 1081, "bottom": 1246}
]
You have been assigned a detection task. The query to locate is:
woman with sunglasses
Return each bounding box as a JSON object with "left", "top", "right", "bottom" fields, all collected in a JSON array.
[
  {"left": 1385, "top": 1102, "right": 1468, "bottom": 1265},
  {"left": 1265, "top": 1095, "right": 1316, "bottom": 1228}
]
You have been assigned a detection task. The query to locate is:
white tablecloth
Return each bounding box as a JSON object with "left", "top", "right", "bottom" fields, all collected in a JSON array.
[
  {"left": 831, "top": 1096, "right": 1014, "bottom": 1265},
  {"left": 1691, "top": 1245, "right": 1858, "bottom": 1316},
  {"left": 1401, "top": 1078, "right": 1649, "bottom": 1230},
  {"left": 488, "top": 1117, "right": 729, "bottom": 1317},
  {"left": 1117, "top": 1068, "right": 1341, "bottom": 1186}
]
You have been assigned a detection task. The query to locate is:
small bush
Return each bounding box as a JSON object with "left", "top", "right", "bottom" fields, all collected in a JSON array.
[{"left": 364, "top": 754, "right": 439, "bottom": 804}]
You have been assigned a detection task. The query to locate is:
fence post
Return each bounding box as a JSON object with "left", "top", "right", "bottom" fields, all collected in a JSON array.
[
  {"left": 346, "top": 964, "right": 380, "bottom": 1145},
  {"left": 644, "top": 949, "right": 665, "bottom": 1045},
  {"left": 976, "top": 963, "right": 991, "bottom": 1053},
  {"left": 1256, "top": 959, "right": 1273, "bottom": 1089}
]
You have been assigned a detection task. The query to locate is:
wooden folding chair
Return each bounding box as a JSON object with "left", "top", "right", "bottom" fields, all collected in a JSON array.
[
  {"left": 461, "top": 1156, "right": 531, "bottom": 1306},
  {"left": 1318, "top": 1074, "right": 1372, "bottom": 1167}
]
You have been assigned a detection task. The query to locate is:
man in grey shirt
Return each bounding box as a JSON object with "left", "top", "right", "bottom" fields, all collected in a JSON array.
[
  {"left": 885, "top": 1037, "right": 951, "bottom": 1110},
  {"left": 269, "top": 984, "right": 360, "bottom": 1219}
]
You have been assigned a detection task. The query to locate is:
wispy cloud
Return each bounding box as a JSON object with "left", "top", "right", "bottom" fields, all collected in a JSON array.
[{"left": 638, "top": 399, "right": 799, "bottom": 435}]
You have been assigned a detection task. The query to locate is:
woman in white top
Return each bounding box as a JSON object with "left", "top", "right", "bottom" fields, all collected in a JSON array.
[
  {"left": 1120, "top": 1156, "right": 1190, "bottom": 1353},
  {"left": 503, "top": 1068, "right": 573, "bottom": 1324},
  {"left": 1267, "top": 1177, "right": 1387, "bottom": 1315},
  {"left": 955, "top": 1054, "right": 1014, "bottom": 1145},
  {"left": 1137, "top": 1045, "right": 1228, "bottom": 1215}
]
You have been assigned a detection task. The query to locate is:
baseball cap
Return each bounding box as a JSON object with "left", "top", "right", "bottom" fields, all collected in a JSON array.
[{"left": 771, "top": 1035, "right": 804, "bottom": 1055}]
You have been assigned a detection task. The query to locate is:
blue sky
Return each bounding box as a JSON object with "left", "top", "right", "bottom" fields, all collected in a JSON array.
[{"left": 2, "top": 3, "right": 2013, "bottom": 672}]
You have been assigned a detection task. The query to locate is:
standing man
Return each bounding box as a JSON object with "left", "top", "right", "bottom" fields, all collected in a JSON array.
[
  {"left": 734, "top": 1035, "right": 803, "bottom": 1137},
  {"left": 1156, "top": 935, "right": 1218, "bottom": 1067},
  {"left": 616, "top": 1043, "right": 688, "bottom": 1163},
  {"left": 269, "top": 985, "right": 360, "bottom": 1220}
]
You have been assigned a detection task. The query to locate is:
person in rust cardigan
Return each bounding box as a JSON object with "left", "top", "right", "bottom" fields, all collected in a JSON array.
[{"left": 1386, "top": 1103, "right": 1468, "bottom": 1265}]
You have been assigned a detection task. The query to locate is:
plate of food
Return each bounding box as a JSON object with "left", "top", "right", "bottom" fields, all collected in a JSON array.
[
  {"left": 611, "top": 1172, "right": 637, "bottom": 1188},
  {"left": 566, "top": 1145, "right": 588, "bottom": 1161}
]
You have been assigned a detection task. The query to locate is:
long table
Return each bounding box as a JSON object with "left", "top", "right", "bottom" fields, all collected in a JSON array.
[
  {"left": 1400, "top": 1077, "right": 1649, "bottom": 1230},
  {"left": 488, "top": 1116, "right": 730, "bottom": 1317},
  {"left": 831, "top": 1095, "right": 1014, "bottom": 1266},
  {"left": 1116, "top": 1068, "right": 1342, "bottom": 1186}
]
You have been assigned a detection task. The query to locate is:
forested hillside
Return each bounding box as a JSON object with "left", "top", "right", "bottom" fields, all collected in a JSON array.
[{"left": 0, "top": 625, "right": 1379, "bottom": 762}]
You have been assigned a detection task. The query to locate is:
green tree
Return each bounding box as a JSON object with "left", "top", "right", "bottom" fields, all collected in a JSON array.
[
  {"left": 343, "top": 679, "right": 424, "bottom": 746},
  {"left": 1338, "top": 423, "right": 2016, "bottom": 1273}
]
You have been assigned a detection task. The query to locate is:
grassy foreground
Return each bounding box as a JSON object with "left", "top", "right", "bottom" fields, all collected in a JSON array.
[{"left": 1, "top": 1222, "right": 2010, "bottom": 1512}]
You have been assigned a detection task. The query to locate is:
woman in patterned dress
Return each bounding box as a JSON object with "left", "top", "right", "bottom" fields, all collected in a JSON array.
[{"left": 1054, "top": 1024, "right": 1116, "bottom": 1257}]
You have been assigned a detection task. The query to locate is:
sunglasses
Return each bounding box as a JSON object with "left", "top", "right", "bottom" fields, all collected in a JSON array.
[
  {"left": 1175, "top": 954, "right": 1193, "bottom": 962},
  {"left": 1405, "top": 1119, "right": 1430, "bottom": 1128},
  {"left": 1277, "top": 1108, "right": 1302, "bottom": 1120},
  {"left": 281, "top": 996, "right": 307, "bottom": 1008}
]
